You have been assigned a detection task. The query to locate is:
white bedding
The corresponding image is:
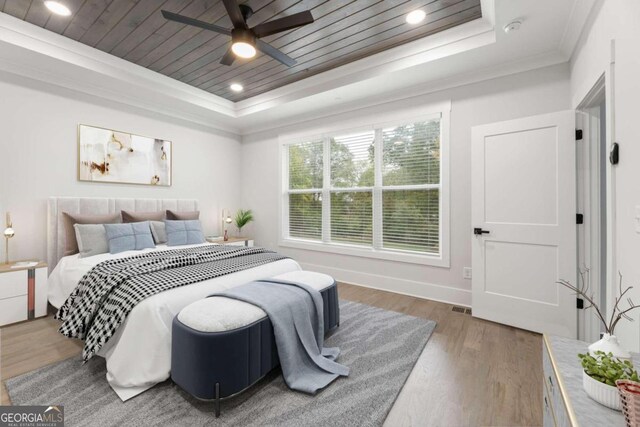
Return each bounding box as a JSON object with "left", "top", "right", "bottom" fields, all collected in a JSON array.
[{"left": 48, "top": 243, "right": 301, "bottom": 401}]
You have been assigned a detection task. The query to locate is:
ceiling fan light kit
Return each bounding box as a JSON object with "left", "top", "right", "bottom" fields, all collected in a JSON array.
[
  {"left": 231, "top": 29, "right": 256, "bottom": 58},
  {"left": 161, "top": 0, "right": 314, "bottom": 67}
]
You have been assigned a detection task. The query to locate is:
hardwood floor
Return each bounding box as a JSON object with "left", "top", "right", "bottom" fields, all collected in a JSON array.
[{"left": 0, "top": 283, "right": 542, "bottom": 426}]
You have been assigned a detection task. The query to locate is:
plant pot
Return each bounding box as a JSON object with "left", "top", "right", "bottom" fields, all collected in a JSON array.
[
  {"left": 583, "top": 371, "right": 622, "bottom": 411},
  {"left": 589, "top": 334, "right": 631, "bottom": 360}
]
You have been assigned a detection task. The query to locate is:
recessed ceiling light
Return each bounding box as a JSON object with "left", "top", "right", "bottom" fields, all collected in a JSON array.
[
  {"left": 44, "top": 1, "right": 72, "bottom": 16},
  {"left": 230, "top": 83, "right": 243, "bottom": 92},
  {"left": 406, "top": 10, "right": 426, "bottom": 25},
  {"left": 231, "top": 42, "right": 256, "bottom": 59}
]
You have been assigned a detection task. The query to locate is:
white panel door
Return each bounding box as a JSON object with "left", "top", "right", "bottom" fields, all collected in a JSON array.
[{"left": 472, "top": 111, "right": 577, "bottom": 338}]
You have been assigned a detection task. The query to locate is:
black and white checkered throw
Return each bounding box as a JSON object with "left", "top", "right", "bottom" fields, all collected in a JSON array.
[{"left": 56, "top": 245, "right": 288, "bottom": 361}]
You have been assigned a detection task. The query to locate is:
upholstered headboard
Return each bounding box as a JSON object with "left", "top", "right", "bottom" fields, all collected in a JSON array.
[{"left": 47, "top": 197, "right": 199, "bottom": 271}]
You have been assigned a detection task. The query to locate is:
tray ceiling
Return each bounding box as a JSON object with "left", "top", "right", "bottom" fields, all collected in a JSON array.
[{"left": 1, "top": 0, "right": 482, "bottom": 102}]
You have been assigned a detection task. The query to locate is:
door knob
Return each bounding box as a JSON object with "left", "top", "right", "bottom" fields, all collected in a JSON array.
[{"left": 474, "top": 228, "right": 490, "bottom": 235}]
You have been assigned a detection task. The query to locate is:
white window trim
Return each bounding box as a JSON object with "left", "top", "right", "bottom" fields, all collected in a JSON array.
[{"left": 278, "top": 102, "right": 451, "bottom": 268}]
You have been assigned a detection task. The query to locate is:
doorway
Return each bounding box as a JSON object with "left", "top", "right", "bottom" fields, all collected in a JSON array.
[{"left": 576, "top": 76, "right": 608, "bottom": 342}]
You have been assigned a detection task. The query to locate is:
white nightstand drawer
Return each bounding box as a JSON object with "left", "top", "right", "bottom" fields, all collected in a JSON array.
[
  {"left": 0, "top": 270, "right": 27, "bottom": 299},
  {"left": 226, "top": 240, "right": 254, "bottom": 247},
  {"left": 0, "top": 295, "right": 28, "bottom": 325}
]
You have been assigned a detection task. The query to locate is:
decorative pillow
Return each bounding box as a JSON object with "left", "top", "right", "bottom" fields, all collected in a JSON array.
[
  {"left": 62, "top": 212, "right": 121, "bottom": 257},
  {"left": 103, "top": 222, "right": 156, "bottom": 254},
  {"left": 166, "top": 210, "right": 200, "bottom": 220},
  {"left": 74, "top": 224, "right": 109, "bottom": 258},
  {"left": 165, "top": 220, "right": 206, "bottom": 246},
  {"left": 149, "top": 221, "right": 167, "bottom": 244},
  {"left": 122, "top": 210, "right": 164, "bottom": 223}
]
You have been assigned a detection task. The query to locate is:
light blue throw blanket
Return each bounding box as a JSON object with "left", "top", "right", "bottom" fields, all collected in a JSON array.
[{"left": 213, "top": 279, "right": 349, "bottom": 394}]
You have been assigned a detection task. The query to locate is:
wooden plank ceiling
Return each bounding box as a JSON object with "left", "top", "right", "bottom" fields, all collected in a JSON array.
[{"left": 2, "top": 0, "right": 482, "bottom": 101}]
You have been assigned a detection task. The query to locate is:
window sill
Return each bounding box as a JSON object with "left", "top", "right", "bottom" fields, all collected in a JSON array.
[{"left": 279, "top": 238, "right": 450, "bottom": 267}]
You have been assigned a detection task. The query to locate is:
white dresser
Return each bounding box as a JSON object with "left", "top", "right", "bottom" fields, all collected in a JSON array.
[
  {"left": 543, "top": 334, "right": 632, "bottom": 426},
  {"left": 0, "top": 262, "right": 48, "bottom": 326}
]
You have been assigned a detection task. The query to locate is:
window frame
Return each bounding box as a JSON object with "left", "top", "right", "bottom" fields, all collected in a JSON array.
[{"left": 279, "top": 103, "right": 450, "bottom": 267}]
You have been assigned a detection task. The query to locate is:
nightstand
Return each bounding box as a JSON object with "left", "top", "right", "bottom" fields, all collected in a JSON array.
[
  {"left": 0, "top": 261, "right": 48, "bottom": 326},
  {"left": 206, "top": 237, "right": 254, "bottom": 247}
]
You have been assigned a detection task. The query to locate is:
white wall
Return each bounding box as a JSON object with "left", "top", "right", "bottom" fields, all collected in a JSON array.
[
  {"left": 0, "top": 72, "right": 242, "bottom": 265},
  {"left": 571, "top": 0, "right": 640, "bottom": 351},
  {"left": 241, "top": 63, "right": 571, "bottom": 306}
]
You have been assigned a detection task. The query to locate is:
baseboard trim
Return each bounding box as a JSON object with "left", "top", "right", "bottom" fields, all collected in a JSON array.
[{"left": 299, "top": 261, "right": 472, "bottom": 307}]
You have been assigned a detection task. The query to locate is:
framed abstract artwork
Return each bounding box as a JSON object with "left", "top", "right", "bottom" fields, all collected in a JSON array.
[{"left": 78, "top": 124, "right": 172, "bottom": 186}]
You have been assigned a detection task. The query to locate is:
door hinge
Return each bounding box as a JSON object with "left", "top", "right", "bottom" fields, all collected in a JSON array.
[
  {"left": 575, "top": 129, "right": 583, "bottom": 140},
  {"left": 577, "top": 298, "right": 584, "bottom": 309},
  {"left": 576, "top": 213, "right": 584, "bottom": 224}
]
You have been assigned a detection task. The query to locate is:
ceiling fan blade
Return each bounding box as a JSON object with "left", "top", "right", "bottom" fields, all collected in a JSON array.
[
  {"left": 222, "top": 0, "right": 247, "bottom": 28},
  {"left": 220, "top": 46, "right": 236, "bottom": 66},
  {"left": 161, "top": 10, "right": 231, "bottom": 36},
  {"left": 252, "top": 11, "right": 314, "bottom": 38},
  {"left": 255, "top": 39, "right": 296, "bottom": 67}
]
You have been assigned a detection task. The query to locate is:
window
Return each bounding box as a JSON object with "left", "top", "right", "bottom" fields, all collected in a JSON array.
[{"left": 282, "top": 111, "right": 448, "bottom": 265}]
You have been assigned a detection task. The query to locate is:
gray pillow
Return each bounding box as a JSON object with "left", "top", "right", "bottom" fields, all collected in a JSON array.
[
  {"left": 104, "top": 222, "right": 155, "bottom": 254},
  {"left": 122, "top": 210, "right": 164, "bottom": 223},
  {"left": 150, "top": 221, "right": 167, "bottom": 244},
  {"left": 74, "top": 224, "right": 109, "bottom": 258},
  {"left": 62, "top": 212, "right": 121, "bottom": 256},
  {"left": 166, "top": 210, "right": 200, "bottom": 220},
  {"left": 165, "top": 220, "right": 205, "bottom": 246}
]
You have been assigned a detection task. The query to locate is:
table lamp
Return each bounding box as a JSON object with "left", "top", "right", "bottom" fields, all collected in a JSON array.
[
  {"left": 4, "top": 212, "right": 15, "bottom": 264},
  {"left": 222, "top": 209, "right": 233, "bottom": 241}
]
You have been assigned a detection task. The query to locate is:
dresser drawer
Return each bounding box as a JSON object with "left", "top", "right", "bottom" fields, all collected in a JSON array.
[
  {"left": 0, "top": 295, "right": 28, "bottom": 325},
  {"left": 544, "top": 339, "right": 572, "bottom": 427},
  {"left": 543, "top": 383, "right": 556, "bottom": 427},
  {"left": 0, "top": 270, "right": 27, "bottom": 299}
]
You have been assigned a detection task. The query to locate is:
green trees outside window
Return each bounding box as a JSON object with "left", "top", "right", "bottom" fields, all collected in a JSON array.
[{"left": 286, "top": 119, "right": 441, "bottom": 255}]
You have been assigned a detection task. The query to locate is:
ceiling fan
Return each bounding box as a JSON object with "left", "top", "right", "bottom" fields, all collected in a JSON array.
[{"left": 161, "top": 1, "right": 314, "bottom": 67}]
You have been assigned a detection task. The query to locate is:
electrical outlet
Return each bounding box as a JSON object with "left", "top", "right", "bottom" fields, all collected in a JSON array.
[{"left": 463, "top": 267, "right": 472, "bottom": 279}]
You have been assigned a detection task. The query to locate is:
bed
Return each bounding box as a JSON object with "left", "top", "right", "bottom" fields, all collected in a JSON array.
[{"left": 47, "top": 197, "right": 301, "bottom": 401}]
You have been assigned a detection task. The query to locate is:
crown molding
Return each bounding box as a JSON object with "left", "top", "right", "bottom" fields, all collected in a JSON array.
[
  {"left": 240, "top": 50, "right": 569, "bottom": 136},
  {"left": 234, "top": 17, "right": 496, "bottom": 117},
  {"left": 0, "top": 12, "right": 239, "bottom": 134},
  {"left": 558, "top": 0, "right": 598, "bottom": 59},
  {"left": 1, "top": 0, "right": 588, "bottom": 138},
  {"left": 0, "top": 4, "right": 497, "bottom": 127}
]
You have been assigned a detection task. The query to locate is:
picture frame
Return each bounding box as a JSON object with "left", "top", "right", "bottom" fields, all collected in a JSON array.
[{"left": 78, "top": 124, "right": 172, "bottom": 186}]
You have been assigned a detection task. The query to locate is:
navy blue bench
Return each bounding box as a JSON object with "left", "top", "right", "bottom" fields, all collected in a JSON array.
[{"left": 171, "top": 271, "right": 340, "bottom": 417}]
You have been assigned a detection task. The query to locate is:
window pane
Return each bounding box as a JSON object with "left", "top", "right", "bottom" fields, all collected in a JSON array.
[
  {"left": 289, "top": 193, "right": 322, "bottom": 240},
  {"left": 382, "top": 120, "right": 440, "bottom": 186},
  {"left": 331, "top": 191, "right": 372, "bottom": 246},
  {"left": 288, "top": 141, "right": 323, "bottom": 189},
  {"left": 383, "top": 189, "right": 439, "bottom": 254},
  {"left": 330, "top": 131, "right": 375, "bottom": 188}
]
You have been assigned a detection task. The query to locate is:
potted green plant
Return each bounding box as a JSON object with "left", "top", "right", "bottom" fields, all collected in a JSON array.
[
  {"left": 234, "top": 209, "right": 254, "bottom": 236},
  {"left": 579, "top": 351, "right": 639, "bottom": 410}
]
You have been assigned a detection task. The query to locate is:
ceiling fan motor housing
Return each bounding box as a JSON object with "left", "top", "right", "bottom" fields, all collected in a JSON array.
[{"left": 239, "top": 3, "right": 254, "bottom": 21}]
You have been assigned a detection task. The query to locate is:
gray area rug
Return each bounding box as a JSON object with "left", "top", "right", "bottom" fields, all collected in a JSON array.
[{"left": 6, "top": 300, "right": 436, "bottom": 427}]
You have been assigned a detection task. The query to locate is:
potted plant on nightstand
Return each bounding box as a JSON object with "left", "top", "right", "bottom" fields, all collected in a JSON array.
[
  {"left": 234, "top": 209, "right": 254, "bottom": 236},
  {"left": 579, "top": 351, "right": 638, "bottom": 410}
]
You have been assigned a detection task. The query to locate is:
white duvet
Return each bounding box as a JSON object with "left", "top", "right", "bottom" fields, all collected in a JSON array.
[{"left": 48, "top": 243, "right": 301, "bottom": 401}]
